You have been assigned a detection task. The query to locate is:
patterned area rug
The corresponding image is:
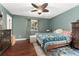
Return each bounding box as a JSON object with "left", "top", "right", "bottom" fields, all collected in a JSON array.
[
  {"left": 47, "top": 46, "right": 79, "bottom": 56},
  {"left": 33, "top": 42, "right": 79, "bottom": 56}
]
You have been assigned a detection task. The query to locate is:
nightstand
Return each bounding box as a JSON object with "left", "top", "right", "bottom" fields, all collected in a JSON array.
[{"left": 30, "top": 35, "right": 36, "bottom": 43}]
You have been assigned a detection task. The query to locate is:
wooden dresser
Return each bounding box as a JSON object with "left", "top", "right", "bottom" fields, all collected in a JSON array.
[
  {"left": 0, "top": 29, "right": 11, "bottom": 55},
  {"left": 72, "top": 20, "right": 79, "bottom": 48}
]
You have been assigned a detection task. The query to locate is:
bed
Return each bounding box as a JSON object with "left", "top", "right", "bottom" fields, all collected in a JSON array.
[{"left": 36, "top": 32, "right": 71, "bottom": 52}]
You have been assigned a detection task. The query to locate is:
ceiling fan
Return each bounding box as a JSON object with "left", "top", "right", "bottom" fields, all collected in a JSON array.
[{"left": 31, "top": 3, "right": 49, "bottom": 15}]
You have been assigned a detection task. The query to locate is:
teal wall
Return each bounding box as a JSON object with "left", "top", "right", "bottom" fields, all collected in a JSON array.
[
  {"left": 50, "top": 5, "right": 79, "bottom": 31},
  {"left": 12, "top": 15, "right": 29, "bottom": 39},
  {"left": 38, "top": 19, "right": 50, "bottom": 32},
  {"left": 13, "top": 15, "right": 50, "bottom": 39},
  {"left": 0, "top": 4, "right": 12, "bottom": 29},
  {"left": 1, "top": 3, "right": 79, "bottom": 39},
  {"left": 0, "top": 4, "right": 50, "bottom": 39},
  {"left": 2, "top": 3, "right": 79, "bottom": 39}
]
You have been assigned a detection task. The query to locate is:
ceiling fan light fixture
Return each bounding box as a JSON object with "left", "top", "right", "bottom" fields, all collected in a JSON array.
[
  {"left": 38, "top": 12, "right": 41, "bottom": 15},
  {"left": 37, "top": 9, "right": 42, "bottom": 13},
  {"left": 37, "top": 9, "right": 42, "bottom": 15},
  {"left": 31, "top": 3, "right": 49, "bottom": 15}
]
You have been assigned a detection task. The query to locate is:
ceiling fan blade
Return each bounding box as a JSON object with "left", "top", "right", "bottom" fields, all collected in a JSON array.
[
  {"left": 31, "top": 3, "right": 39, "bottom": 8},
  {"left": 31, "top": 10, "right": 37, "bottom": 12},
  {"left": 41, "top": 3, "right": 48, "bottom": 9},
  {"left": 43, "top": 9, "right": 49, "bottom": 12}
]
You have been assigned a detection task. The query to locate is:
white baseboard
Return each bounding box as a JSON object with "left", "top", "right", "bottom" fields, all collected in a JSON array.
[{"left": 16, "top": 38, "right": 27, "bottom": 41}]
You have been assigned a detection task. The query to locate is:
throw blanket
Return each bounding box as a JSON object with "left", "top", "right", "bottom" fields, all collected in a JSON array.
[{"left": 43, "top": 35, "right": 68, "bottom": 46}]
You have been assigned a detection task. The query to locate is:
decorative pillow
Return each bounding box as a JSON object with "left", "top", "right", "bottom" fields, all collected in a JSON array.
[
  {"left": 54, "top": 29, "right": 64, "bottom": 34},
  {"left": 63, "top": 31, "right": 71, "bottom": 36},
  {"left": 54, "top": 29, "right": 71, "bottom": 36}
]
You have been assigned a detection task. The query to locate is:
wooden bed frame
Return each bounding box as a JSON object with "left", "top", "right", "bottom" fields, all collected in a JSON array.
[
  {"left": 47, "top": 43, "right": 69, "bottom": 51},
  {"left": 37, "top": 40, "right": 69, "bottom": 52}
]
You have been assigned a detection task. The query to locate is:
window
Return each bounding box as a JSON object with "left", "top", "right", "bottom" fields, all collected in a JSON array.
[
  {"left": 7, "top": 14, "right": 12, "bottom": 29},
  {"left": 31, "top": 19, "right": 38, "bottom": 31}
]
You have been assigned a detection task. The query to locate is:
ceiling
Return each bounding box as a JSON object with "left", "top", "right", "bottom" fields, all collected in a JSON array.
[{"left": 1, "top": 3, "right": 79, "bottom": 19}]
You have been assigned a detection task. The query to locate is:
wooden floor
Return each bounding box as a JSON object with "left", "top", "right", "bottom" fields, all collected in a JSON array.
[{"left": 2, "top": 40, "right": 37, "bottom": 56}]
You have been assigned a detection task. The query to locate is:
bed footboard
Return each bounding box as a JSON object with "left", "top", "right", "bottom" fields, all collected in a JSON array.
[{"left": 47, "top": 43, "right": 69, "bottom": 51}]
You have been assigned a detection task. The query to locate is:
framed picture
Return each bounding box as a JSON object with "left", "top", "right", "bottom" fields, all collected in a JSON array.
[{"left": 31, "top": 19, "right": 38, "bottom": 31}]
